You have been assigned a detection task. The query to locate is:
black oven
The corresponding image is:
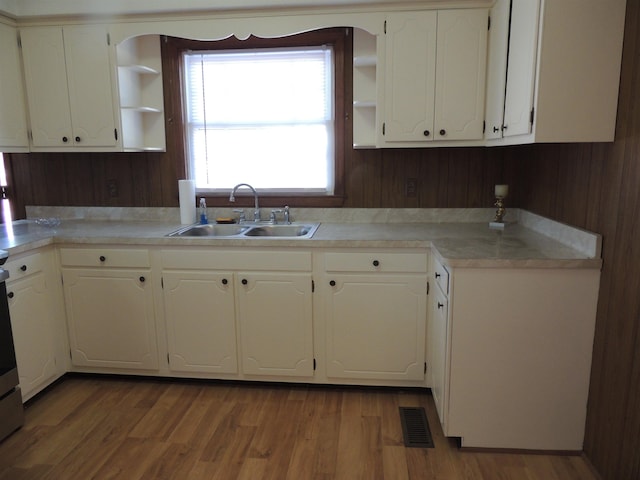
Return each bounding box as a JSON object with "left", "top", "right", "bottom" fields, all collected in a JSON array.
[{"left": 0, "top": 249, "right": 24, "bottom": 442}]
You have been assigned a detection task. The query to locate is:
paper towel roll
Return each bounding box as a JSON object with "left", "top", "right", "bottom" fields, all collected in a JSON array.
[{"left": 178, "top": 179, "right": 196, "bottom": 224}]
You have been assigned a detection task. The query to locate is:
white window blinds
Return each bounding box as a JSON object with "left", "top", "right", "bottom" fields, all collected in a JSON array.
[{"left": 183, "top": 46, "right": 335, "bottom": 193}]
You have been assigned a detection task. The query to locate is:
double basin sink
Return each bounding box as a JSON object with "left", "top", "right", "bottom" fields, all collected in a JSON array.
[{"left": 167, "top": 222, "right": 319, "bottom": 239}]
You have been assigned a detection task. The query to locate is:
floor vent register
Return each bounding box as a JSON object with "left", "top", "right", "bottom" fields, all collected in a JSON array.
[{"left": 399, "top": 407, "right": 435, "bottom": 448}]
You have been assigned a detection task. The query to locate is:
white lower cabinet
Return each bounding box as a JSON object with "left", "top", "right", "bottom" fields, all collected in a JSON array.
[
  {"left": 428, "top": 281, "right": 448, "bottom": 424},
  {"left": 322, "top": 251, "right": 428, "bottom": 382},
  {"left": 6, "top": 249, "right": 67, "bottom": 401},
  {"left": 60, "top": 248, "right": 159, "bottom": 371},
  {"left": 432, "top": 254, "right": 601, "bottom": 451},
  {"left": 236, "top": 272, "right": 313, "bottom": 377},
  {"left": 160, "top": 249, "right": 314, "bottom": 379},
  {"left": 162, "top": 271, "right": 237, "bottom": 374}
]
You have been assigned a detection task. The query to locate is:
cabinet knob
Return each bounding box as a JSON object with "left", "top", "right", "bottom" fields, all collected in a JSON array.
[
  {"left": 435, "top": 272, "right": 441, "bottom": 279},
  {"left": 222, "top": 278, "right": 228, "bottom": 285},
  {"left": 20, "top": 265, "right": 27, "bottom": 272},
  {"left": 439, "top": 129, "right": 446, "bottom": 136},
  {"left": 437, "top": 302, "right": 444, "bottom": 309},
  {"left": 99, "top": 256, "right": 106, "bottom": 262},
  {"left": 241, "top": 278, "right": 248, "bottom": 285},
  {"left": 75, "top": 136, "right": 81, "bottom": 142},
  {"left": 62, "top": 136, "right": 68, "bottom": 143},
  {"left": 329, "top": 280, "right": 336, "bottom": 286},
  {"left": 7, "top": 291, "right": 14, "bottom": 299},
  {"left": 139, "top": 276, "right": 145, "bottom": 283},
  {"left": 423, "top": 130, "right": 430, "bottom": 137},
  {"left": 372, "top": 260, "right": 380, "bottom": 267}
]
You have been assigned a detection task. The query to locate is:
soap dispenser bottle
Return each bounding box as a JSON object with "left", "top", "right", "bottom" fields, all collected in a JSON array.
[{"left": 199, "top": 197, "right": 208, "bottom": 224}]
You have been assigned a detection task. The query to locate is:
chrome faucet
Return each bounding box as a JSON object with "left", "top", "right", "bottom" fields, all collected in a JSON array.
[{"left": 229, "top": 183, "right": 260, "bottom": 222}]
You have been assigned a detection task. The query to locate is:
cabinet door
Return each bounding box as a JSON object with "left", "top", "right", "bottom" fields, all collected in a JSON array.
[
  {"left": 383, "top": 12, "right": 437, "bottom": 142},
  {"left": 434, "top": 9, "right": 488, "bottom": 141},
  {"left": 502, "top": 0, "right": 540, "bottom": 137},
  {"left": 484, "top": 0, "right": 511, "bottom": 139},
  {"left": 236, "top": 273, "right": 313, "bottom": 377},
  {"left": 63, "top": 25, "right": 117, "bottom": 147},
  {"left": 325, "top": 274, "right": 427, "bottom": 381},
  {"left": 429, "top": 286, "right": 449, "bottom": 428},
  {"left": 20, "top": 26, "right": 73, "bottom": 147},
  {"left": 7, "top": 272, "right": 57, "bottom": 400},
  {"left": 163, "top": 271, "right": 238, "bottom": 374},
  {"left": 63, "top": 268, "right": 158, "bottom": 370},
  {"left": 0, "top": 23, "right": 28, "bottom": 150}
]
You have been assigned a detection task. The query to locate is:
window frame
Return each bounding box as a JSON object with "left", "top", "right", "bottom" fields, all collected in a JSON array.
[{"left": 163, "top": 28, "right": 351, "bottom": 208}]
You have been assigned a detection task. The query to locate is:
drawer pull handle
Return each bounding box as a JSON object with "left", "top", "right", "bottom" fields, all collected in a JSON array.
[
  {"left": 435, "top": 272, "right": 441, "bottom": 279},
  {"left": 329, "top": 280, "right": 336, "bottom": 287},
  {"left": 437, "top": 302, "right": 444, "bottom": 309},
  {"left": 222, "top": 278, "right": 228, "bottom": 285},
  {"left": 372, "top": 260, "right": 380, "bottom": 267},
  {"left": 20, "top": 265, "right": 27, "bottom": 272},
  {"left": 139, "top": 276, "right": 145, "bottom": 283},
  {"left": 242, "top": 279, "right": 248, "bottom": 285},
  {"left": 7, "top": 291, "right": 14, "bottom": 299},
  {"left": 99, "top": 256, "right": 106, "bottom": 262}
]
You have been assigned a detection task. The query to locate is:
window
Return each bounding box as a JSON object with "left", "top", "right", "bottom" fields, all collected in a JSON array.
[
  {"left": 164, "top": 29, "right": 349, "bottom": 205},
  {"left": 184, "top": 47, "right": 334, "bottom": 194}
]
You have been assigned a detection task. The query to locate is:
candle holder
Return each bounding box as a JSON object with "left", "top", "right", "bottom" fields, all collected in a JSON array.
[{"left": 490, "top": 184, "right": 508, "bottom": 229}]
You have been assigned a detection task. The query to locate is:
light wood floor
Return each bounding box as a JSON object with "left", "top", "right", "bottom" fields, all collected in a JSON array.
[{"left": 0, "top": 376, "right": 600, "bottom": 480}]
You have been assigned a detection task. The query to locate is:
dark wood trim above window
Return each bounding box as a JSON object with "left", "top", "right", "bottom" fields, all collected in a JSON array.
[{"left": 161, "top": 28, "right": 352, "bottom": 208}]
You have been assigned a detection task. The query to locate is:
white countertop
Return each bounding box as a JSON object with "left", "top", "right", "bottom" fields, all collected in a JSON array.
[{"left": 0, "top": 207, "right": 602, "bottom": 269}]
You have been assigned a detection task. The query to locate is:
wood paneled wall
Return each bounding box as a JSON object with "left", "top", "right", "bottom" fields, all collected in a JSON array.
[
  {"left": 512, "top": 1, "right": 640, "bottom": 476},
  {"left": 5, "top": 2, "right": 640, "bottom": 477}
]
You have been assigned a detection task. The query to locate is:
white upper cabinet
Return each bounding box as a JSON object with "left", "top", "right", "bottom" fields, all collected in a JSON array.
[
  {"left": 381, "top": 9, "right": 488, "bottom": 146},
  {"left": 434, "top": 9, "right": 488, "bottom": 141},
  {"left": 486, "top": 0, "right": 626, "bottom": 144},
  {"left": 382, "top": 11, "right": 437, "bottom": 144},
  {"left": 0, "top": 22, "right": 29, "bottom": 152},
  {"left": 20, "top": 25, "right": 119, "bottom": 151}
]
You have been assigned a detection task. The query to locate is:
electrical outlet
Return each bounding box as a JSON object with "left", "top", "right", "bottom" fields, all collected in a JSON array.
[
  {"left": 405, "top": 178, "right": 418, "bottom": 197},
  {"left": 107, "top": 179, "right": 119, "bottom": 198}
]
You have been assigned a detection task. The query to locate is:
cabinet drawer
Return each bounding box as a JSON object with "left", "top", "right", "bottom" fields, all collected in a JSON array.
[
  {"left": 161, "top": 249, "right": 311, "bottom": 271},
  {"left": 324, "top": 251, "right": 428, "bottom": 273},
  {"left": 59, "top": 248, "right": 150, "bottom": 268},
  {"left": 5, "top": 252, "right": 46, "bottom": 281},
  {"left": 433, "top": 256, "right": 450, "bottom": 295}
]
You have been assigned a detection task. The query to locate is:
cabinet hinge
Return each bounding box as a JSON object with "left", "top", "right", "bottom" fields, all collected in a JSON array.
[
  {"left": 312, "top": 279, "right": 315, "bottom": 292},
  {"left": 61, "top": 273, "right": 64, "bottom": 285},
  {"left": 530, "top": 107, "right": 535, "bottom": 125},
  {"left": 114, "top": 128, "right": 118, "bottom": 141},
  {"left": 17, "top": 33, "right": 21, "bottom": 48},
  {"left": 488, "top": 15, "right": 491, "bottom": 30},
  {"left": 483, "top": 120, "right": 486, "bottom": 134},
  {"left": 382, "top": 122, "right": 386, "bottom": 136},
  {"left": 107, "top": 33, "right": 111, "bottom": 46},
  {"left": 161, "top": 277, "right": 164, "bottom": 289},
  {"left": 313, "top": 358, "right": 317, "bottom": 371},
  {"left": 424, "top": 362, "right": 427, "bottom": 374},
  {"left": 167, "top": 353, "right": 170, "bottom": 364},
  {"left": 427, "top": 281, "right": 430, "bottom": 295},
  {"left": 384, "top": 20, "right": 387, "bottom": 34},
  {"left": 69, "top": 349, "right": 72, "bottom": 360}
]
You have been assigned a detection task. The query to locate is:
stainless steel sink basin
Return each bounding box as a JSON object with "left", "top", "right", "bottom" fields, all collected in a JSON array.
[
  {"left": 167, "top": 223, "right": 319, "bottom": 239},
  {"left": 167, "top": 224, "right": 251, "bottom": 237},
  {"left": 243, "top": 224, "right": 319, "bottom": 238}
]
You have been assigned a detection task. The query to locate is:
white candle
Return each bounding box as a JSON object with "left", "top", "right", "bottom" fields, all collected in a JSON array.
[{"left": 495, "top": 184, "right": 509, "bottom": 197}]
